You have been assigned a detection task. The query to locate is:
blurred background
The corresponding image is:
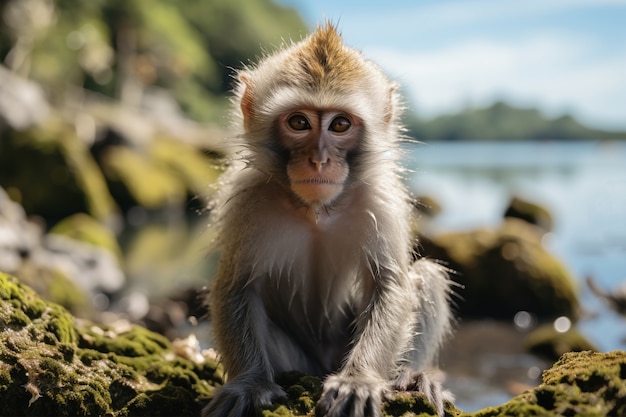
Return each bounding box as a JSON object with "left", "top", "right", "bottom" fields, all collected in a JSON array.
[{"left": 0, "top": 0, "right": 625, "bottom": 412}]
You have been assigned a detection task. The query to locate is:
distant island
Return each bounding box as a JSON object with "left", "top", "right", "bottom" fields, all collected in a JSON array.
[{"left": 405, "top": 101, "right": 626, "bottom": 141}]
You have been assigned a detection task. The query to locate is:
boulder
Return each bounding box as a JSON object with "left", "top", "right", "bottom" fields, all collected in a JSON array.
[
  {"left": 470, "top": 350, "right": 626, "bottom": 417},
  {"left": 0, "top": 120, "right": 119, "bottom": 223},
  {"left": 2, "top": 271, "right": 624, "bottom": 417},
  {"left": 419, "top": 218, "right": 579, "bottom": 321},
  {"left": 0, "top": 272, "right": 218, "bottom": 416},
  {"left": 525, "top": 324, "right": 598, "bottom": 362},
  {"left": 0, "top": 191, "right": 125, "bottom": 313}
]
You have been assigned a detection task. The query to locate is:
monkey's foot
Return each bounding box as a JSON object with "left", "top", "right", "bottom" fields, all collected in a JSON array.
[
  {"left": 391, "top": 367, "right": 453, "bottom": 417},
  {"left": 201, "top": 379, "right": 285, "bottom": 417},
  {"left": 315, "top": 374, "right": 385, "bottom": 417}
]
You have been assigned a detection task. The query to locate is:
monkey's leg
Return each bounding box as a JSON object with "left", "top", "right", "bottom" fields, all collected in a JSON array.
[{"left": 391, "top": 258, "right": 454, "bottom": 417}]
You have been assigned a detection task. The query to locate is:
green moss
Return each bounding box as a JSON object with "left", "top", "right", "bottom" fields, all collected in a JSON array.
[
  {"left": 470, "top": 351, "right": 626, "bottom": 417},
  {"left": 150, "top": 137, "right": 222, "bottom": 198},
  {"left": 384, "top": 392, "right": 439, "bottom": 416},
  {"left": 0, "top": 119, "right": 119, "bottom": 221},
  {"left": 100, "top": 145, "right": 186, "bottom": 211},
  {"left": 79, "top": 323, "right": 170, "bottom": 358},
  {"left": 421, "top": 218, "right": 580, "bottom": 320},
  {"left": 526, "top": 324, "right": 598, "bottom": 361},
  {"left": 50, "top": 213, "right": 122, "bottom": 261},
  {"left": 3, "top": 271, "right": 623, "bottom": 417},
  {"left": 0, "top": 271, "right": 220, "bottom": 416}
]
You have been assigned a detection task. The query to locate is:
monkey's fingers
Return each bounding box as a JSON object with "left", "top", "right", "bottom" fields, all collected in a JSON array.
[
  {"left": 201, "top": 380, "right": 285, "bottom": 417},
  {"left": 315, "top": 374, "right": 384, "bottom": 417},
  {"left": 391, "top": 367, "right": 452, "bottom": 417}
]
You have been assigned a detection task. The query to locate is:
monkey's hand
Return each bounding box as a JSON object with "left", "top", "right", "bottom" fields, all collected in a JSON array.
[
  {"left": 315, "top": 374, "right": 386, "bottom": 417},
  {"left": 391, "top": 367, "right": 453, "bottom": 417},
  {"left": 201, "top": 376, "right": 285, "bottom": 417}
]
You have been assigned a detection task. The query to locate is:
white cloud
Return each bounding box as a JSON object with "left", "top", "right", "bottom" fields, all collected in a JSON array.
[
  {"left": 368, "top": 33, "right": 626, "bottom": 130},
  {"left": 338, "top": 0, "right": 626, "bottom": 41}
]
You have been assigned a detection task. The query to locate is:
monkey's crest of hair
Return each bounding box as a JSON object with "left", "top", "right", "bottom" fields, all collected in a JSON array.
[{"left": 235, "top": 23, "right": 403, "bottom": 139}]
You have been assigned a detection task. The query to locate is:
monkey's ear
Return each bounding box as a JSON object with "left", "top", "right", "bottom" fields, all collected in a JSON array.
[
  {"left": 384, "top": 83, "right": 400, "bottom": 124},
  {"left": 238, "top": 72, "right": 254, "bottom": 132}
]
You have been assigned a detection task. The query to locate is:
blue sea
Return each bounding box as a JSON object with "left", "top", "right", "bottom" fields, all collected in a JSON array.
[
  {"left": 127, "top": 140, "right": 626, "bottom": 412},
  {"left": 404, "top": 140, "right": 626, "bottom": 410}
]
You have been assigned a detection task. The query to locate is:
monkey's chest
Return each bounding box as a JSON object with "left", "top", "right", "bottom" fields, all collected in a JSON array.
[
  {"left": 255, "top": 223, "right": 371, "bottom": 366},
  {"left": 259, "top": 264, "right": 360, "bottom": 372}
]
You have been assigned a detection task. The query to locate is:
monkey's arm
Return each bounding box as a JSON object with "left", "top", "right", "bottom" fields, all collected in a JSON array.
[
  {"left": 316, "top": 261, "right": 415, "bottom": 417},
  {"left": 316, "top": 258, "right": 451, "bottom": 417},
  {"left": 203, "top": 274, "right": 285, "bottom": 417}
]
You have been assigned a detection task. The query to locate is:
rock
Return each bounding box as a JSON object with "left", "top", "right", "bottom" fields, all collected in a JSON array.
[
  {"left": 0, "top": 119, "right": 120, "bottom": 223},
  {"left": 419, "top": 217, "right": 580, "bottom": 321},
  {"left": 0, "top": 189, "right": 125, "bottom": 312},
  {"left": 0, "top": 65, "right": 50, "bottom": 130},
  {"left": 525, "top": 324, "right": 598, "bottom": 362},
  {"left": 2, "top": 272, "right": 624, "bottom": 416},
  {"left": 49, "top": 213, "right": 122, "bottom": 262},
  {"left": 471, "top": 351, "right": 626, "bottom": 417},
  {"left": 99, "top": 144, "right": 187, "bottom": 212},
  {"left": 94, "top": 134, "right": 221, "bottom": 215},
  {"left": 504, "top": 196, "right": 554, "bottom": 233},
  {"left": 0, "top": 272, "right": 220, "bottom": 416}
]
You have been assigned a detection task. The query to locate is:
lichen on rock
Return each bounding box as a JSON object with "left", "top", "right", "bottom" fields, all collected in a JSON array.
[
  {"left": 470, "top": 350, "right": 626, "bottom": 417},
  {"left": 420, "top": 217, "right": 580, "bottom": 321},
  {"left": 2, "top": 270, "right": 624, "bottom": 417},
  {"left": 0, "top": 272, "right": 221, "bottom": 416}
]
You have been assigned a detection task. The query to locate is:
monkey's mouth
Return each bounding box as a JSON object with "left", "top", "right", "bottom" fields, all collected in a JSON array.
[
  {"left": 293, "top": 178, "right": 338, "bottom": 185},
  {"left": 290, "top": 178, "right": 344, "bottom": 206}
]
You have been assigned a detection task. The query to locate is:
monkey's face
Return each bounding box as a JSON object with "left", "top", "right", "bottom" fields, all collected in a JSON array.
[{"left": 277, "top": 109, "right": 361, "bottom": 207}]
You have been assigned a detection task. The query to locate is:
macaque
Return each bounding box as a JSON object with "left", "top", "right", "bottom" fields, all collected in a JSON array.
[{"left": 203, "top": 22, "right": 453, "bottom": 417}]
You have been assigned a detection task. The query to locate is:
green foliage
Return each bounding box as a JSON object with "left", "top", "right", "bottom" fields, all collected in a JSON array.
[
  {"left": 0, "top": 0, "right": 308, "bottom": 122},
  {"left": 407, "top": 101, "right": 626, "bottom": 141}
]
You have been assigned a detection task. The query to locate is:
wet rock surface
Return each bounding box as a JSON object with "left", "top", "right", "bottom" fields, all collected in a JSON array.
[
  {"left": 0, "top": 272, "right": 219, "bottom": 416},
  {"left": 2, "top": 271, "right": 625, "bottom": 417},
  {"left": 417, "top": 197, "right": 580, "bottom": 322}
]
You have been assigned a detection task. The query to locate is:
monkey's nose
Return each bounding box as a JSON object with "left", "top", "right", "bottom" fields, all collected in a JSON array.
[{"left": 309, "top": 156, "right": 329, "bottom": 172}]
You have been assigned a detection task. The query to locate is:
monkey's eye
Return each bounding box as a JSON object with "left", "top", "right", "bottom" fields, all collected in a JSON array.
[
  {"left": 329, "top": 116, "right": 351, "bottom": 133},
  {"left": 287, "top": 114, "right": 311, "bottom": 131}
]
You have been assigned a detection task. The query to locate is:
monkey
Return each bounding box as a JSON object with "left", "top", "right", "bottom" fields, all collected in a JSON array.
[{"left": 203, "top": 22, "right": 453, "bottom": 417}]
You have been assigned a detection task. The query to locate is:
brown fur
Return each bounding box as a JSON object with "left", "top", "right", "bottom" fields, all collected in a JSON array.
[{"left": 203, "top": 22, "right": 453, "bottom": 417}]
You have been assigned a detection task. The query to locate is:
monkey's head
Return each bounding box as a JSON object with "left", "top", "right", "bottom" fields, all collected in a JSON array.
[{"left": 234, "top": 22, "right": 402, "bottom": 209}]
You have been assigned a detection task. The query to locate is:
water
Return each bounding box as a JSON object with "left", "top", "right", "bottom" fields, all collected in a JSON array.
[
  {"left": 127, "top": 140, "right": 626, "bottom": 412},
  {"left": 404, "top": 140, "right": 626, "bottom": 410}
]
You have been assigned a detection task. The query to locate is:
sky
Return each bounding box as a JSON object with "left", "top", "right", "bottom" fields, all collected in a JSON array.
[{"left": 276, "top": 0, "right": 626, "bottom": 130}]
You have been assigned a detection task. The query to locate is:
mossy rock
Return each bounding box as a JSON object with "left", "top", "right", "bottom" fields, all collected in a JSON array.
[
  {"left": 0, "top": 119, "right": 119, "bottom": 223},
  {"left": 0, "top": 272, "right": 221, "bottom": 416},
  {"left": 49, "top": 213, "right": 122, "bottom": 262},
  {"left": 150, "top": 137, "right": 222, "bottom": 199},
  {"left": 470, "top": 351, "right": 626, "bottom": 417},
  {"left": 504, "top": 196, "right": 554, "bottom": 232},
  {"left": 525, "top": 324, "right": 598, "bottom": 362},
  {"left": 420, "top": 218, "right": 579, "bottom": 321},
  {"left": 247, "top": 352, "right": 626, "bottom": 417},
  {"left": 13, "top": 262, "right": 92, "bottom": 317},
  {"left": 97, "top": 138, "right": 222, "bottom": 214},
  {"left": 99, "top": 145, "right": 187, "bottom": 212},
  {"left": 261, "top": 372, "right": 458, "bottom": 417},
  {"left": 1, "top": 271, "right": 624, "bottom": 416}
]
